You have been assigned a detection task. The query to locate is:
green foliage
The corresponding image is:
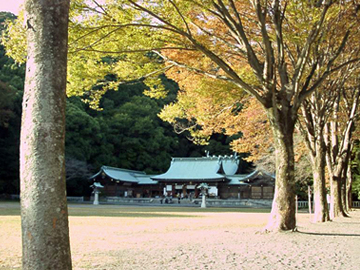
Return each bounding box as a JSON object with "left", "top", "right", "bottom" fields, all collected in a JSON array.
[
  {"left": 0, "top": 11, "right": 26, "bottom": 64},
  {"left": 0, "top": 12, "right": 23, "bottom": 194},
  {"left": 65, "top": 79, "right": 236, "bottom": 177},
  {"left": 65, "top": 98, "right": 101, "bottom": 161}
]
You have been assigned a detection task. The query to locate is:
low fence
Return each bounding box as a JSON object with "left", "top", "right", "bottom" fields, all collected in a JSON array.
[
  {"left": 3, "top": 195, "right": 85, "bottom": 202},
  {"left": 297, "top": 201, "right": 309, "bottom": 208},
  {"left": 297, "top": 200, "right": 360, "bottom": 209},
  {"left": 67, "top": 196, "right": 84, "bottom": 202},
  {"left": 5, "top": 194, "right": 360, "bottom": 208},
  {"left": 353, "top": 201, "right": 360, "bottom": 208}
]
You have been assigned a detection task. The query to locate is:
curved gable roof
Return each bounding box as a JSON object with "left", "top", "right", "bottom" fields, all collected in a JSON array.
[
  {"left": 152, "top": 157, "right": 225, "bottom": 182},
  {"left": 221, "top": 157, "right": 240, "bottom": 175},
  {"left": 90, "top": 166, "right": 145, "bottom": 183}
]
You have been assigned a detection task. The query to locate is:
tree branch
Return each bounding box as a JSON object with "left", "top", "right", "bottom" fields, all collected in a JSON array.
[
  {"left": 169, "top": 0, "right": 192, "bottom": 36},
  {"left": 215, "top": 0, "right": 264, "bottom": 80}
]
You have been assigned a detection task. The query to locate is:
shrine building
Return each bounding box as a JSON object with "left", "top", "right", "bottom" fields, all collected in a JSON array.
[{"left": 89, "top": 155, "right": 275, "bottom": 200}]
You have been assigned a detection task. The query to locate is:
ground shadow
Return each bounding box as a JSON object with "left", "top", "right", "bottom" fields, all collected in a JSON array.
[{"left": 297, "top": 231, "right": 360, "bottom": 237}]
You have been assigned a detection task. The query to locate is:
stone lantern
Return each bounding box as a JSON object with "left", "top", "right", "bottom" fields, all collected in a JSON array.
[
  {"left": 198, "top": 183, "right": 209, "bottom": 208},
  {"left": 91, "top": 182, "right": 104, "bottom": 205}
]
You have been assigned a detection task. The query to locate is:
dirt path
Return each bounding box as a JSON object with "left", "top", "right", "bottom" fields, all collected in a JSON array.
[{"left": 70, "top": 210, "right": 360, "bottom": 270}]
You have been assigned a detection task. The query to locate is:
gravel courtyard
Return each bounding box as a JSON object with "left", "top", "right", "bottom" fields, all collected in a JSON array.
[{"left": 1, "top": 203, "right": 359, "bottom": 270}]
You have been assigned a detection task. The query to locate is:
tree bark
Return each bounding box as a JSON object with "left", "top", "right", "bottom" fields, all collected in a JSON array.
[
  {"left": 311, "top": 139, "right": 330, "bottom": 222},
  {"left": 346, "top": 163, "right": 353, "bottom": 211},
  {"left": 341, "top": 153, "right": 350, "bottom": 214},
  {"left": 20, "top": 1, "right": 72, "bottom": 269},
  {"left": 326, "top": 155, "right": 347, "bottom": 219},
  {"left": 330, "top": 171, "right": 346, "bottom": 218},
  {"left": 265, "top": 109, "right": 296, "bottom": 231}
]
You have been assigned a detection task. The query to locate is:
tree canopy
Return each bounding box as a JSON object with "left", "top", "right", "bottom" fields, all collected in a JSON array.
[{"left": 0, "top": 11, "right": 237, "bottom": 195}]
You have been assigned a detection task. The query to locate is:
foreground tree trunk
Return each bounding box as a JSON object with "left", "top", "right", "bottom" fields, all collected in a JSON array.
[
  {"left": 20, "top": 1, "right": 72, "bottom": 269},
  {"left": 265, "top": 110, "right": 296, "bottom": 231}
]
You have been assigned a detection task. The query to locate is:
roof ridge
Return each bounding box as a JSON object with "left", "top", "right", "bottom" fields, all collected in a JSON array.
[
  {"left": 102, "top": 166, "right": 146, "bottom": 175},
  {"left": 171, "top": 156, "right": 239, "bottom": 161},
  {"left": 172, "top": 157, "right": 222, "bottom": 161}
]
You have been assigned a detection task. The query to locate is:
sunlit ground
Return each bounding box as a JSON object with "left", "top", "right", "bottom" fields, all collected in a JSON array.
[{"left": 1, "top": 202, "right": 360, "bottom": 270}]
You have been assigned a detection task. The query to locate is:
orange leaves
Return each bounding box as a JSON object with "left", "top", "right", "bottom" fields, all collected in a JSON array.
[{"left": 227, "top": 97, "right": 272, "bottom": 162}]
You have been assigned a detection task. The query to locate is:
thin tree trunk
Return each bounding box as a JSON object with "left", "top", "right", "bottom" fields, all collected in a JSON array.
[
  {"left": 265, "top": 110, "right": 296, "bottom": 231},
  {"left": 346, "top": 164, "right": 353, "bottom": 211},
  {"left": 308, "top": 185, "right": 312, "bottom": 216},
  {"left": 20, "top": 1, "right": 72, "bottom": 269},
  {"left": 342, "top": 144, "right": 353, "bottom": 213},
  {"left": 341, "top": 164, "right": 348, "bottom": 214},
  {"left": 311, "top": 139, "right": 330, "bottom": 222}
]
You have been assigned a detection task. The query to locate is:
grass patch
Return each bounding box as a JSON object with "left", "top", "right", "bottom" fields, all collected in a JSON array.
[
  {"left": 68, "top": 207, "right": 198, "bottom": 218},
  {"left": 0, "top": 201, "right": 270, "bottom": 218}
]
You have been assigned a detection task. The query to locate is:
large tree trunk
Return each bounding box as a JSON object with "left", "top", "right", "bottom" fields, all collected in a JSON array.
[
  {"left": 20, "top": 1, "right": 72, "bottom": 269},
  {"left": 265, "top": 110, "right": 296, "bottom": 231}
]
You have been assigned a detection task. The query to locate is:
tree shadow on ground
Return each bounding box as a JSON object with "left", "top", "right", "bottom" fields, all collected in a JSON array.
[{"left": 297, "top": 231, "right": 360, "bottom": 237}]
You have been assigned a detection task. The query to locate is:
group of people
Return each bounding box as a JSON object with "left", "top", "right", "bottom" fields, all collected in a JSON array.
[{"left": 160, "top": 192, "right": 195, "bottom": 204}]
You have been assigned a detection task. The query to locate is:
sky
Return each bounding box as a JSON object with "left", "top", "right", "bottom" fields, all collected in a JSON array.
[{"left": 0, "top": 0, "right": 24, "bottom": 15}]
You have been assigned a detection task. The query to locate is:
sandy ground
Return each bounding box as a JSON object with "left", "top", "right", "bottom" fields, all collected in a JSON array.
[{"left": 1, "top": 204, "right": 360, "bottom": 270}]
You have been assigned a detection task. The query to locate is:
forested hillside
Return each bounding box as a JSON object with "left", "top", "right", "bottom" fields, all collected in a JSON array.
[{"left": 64, "top": 79, "right": 239, "bottom": 195}]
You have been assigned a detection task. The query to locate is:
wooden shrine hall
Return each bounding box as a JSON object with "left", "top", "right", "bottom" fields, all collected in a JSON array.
[{"left": 89, "top": 155, "right": 275, "bottom": 200}]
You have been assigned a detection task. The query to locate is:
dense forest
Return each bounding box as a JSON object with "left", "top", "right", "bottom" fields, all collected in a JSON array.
[{"left": 0, "top": 11, "right": 241, "bottom": 196}]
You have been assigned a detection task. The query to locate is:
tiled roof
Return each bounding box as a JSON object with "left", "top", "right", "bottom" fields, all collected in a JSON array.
[
  {"left": 89, "top": 157, "right": 273, "bottom": 186},
  {"left": 90, "top": 166, "right": 157, "bottom": 184},
  {"left": 151, "top": 156, "right": 239, "bottom": 182}
]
